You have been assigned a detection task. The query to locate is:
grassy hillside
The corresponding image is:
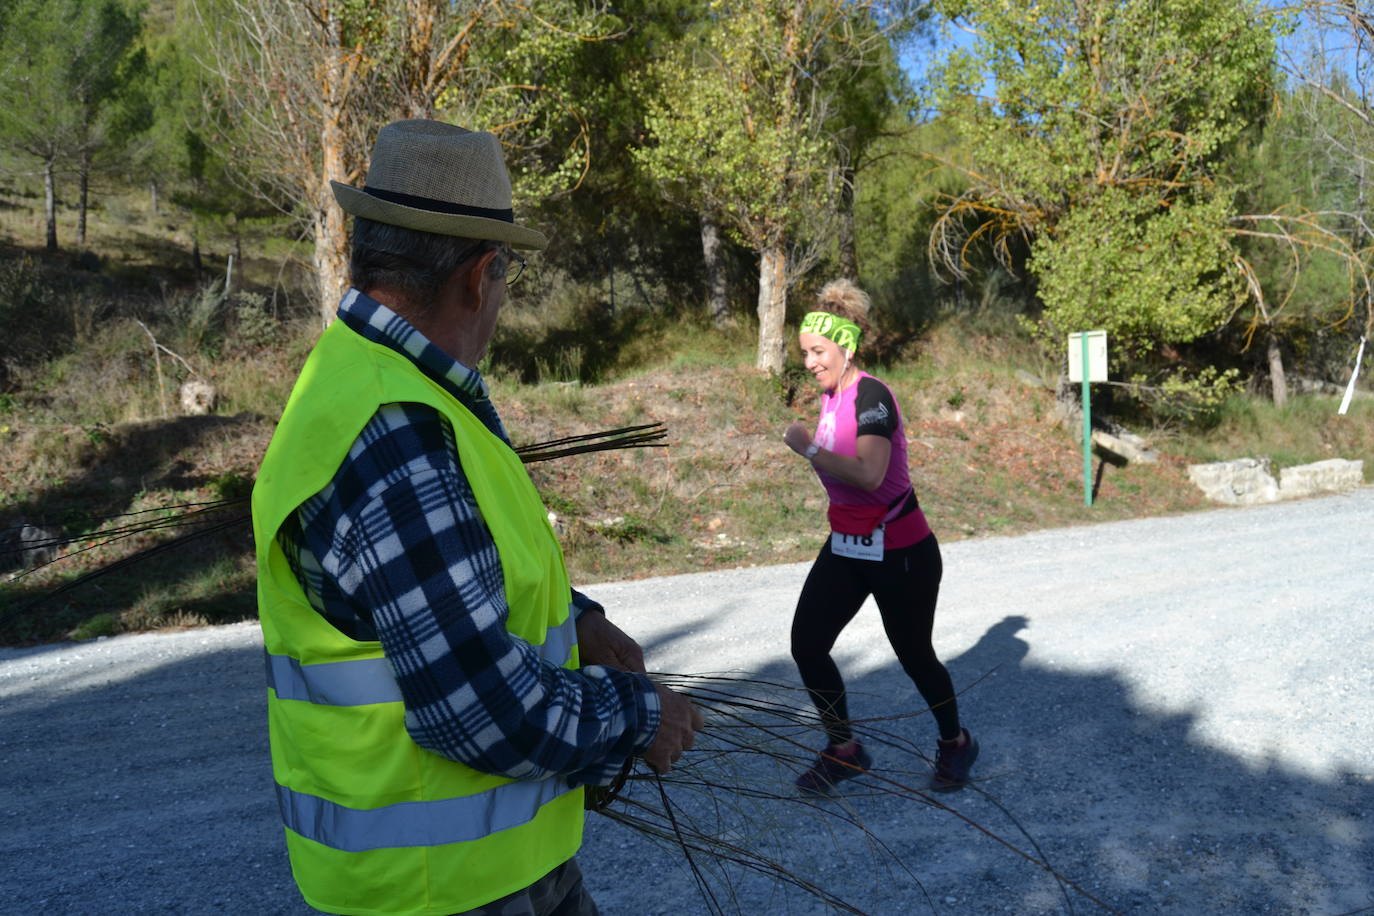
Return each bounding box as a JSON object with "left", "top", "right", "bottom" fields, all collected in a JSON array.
[
  {"left": 4, "top": 295, "right": 1371, "bottom": 646},
  {"left": 1, "top": 187, "right": 1372, "bottom": 646}
]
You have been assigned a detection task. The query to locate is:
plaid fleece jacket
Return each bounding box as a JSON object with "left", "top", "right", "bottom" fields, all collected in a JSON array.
[{"left": 277, "top": 289, "right": 660, "bottom": 788}]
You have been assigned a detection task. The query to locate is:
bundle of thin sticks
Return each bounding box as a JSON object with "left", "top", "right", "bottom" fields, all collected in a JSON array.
[
  {"left": 514, "top": 422, "right": 667, "bottom": 463},
  {"left": 0, "top": 499, "right": 249, "bottom": 610},
  {"left": 591, "top": 672, "right": 1117, "bottom": 916},
  {"left": 1, "top": 421, "right": 668, "bottom": 608}
]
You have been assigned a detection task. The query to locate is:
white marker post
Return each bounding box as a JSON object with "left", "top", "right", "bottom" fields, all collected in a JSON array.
[
  {"left": 1067, "top": 330, "right": 1108, "bottom": 506},
  {"left": 1338, "top": 337, "right": 1366, "bottom": 416}
]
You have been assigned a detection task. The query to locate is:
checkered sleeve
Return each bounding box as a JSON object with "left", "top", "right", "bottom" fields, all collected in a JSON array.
[
  {"left": 334, "top": 404, "right": 660, "bottom": 787},
  {"left": 570, "top": 589, "right": 606, "bottom": 618}
]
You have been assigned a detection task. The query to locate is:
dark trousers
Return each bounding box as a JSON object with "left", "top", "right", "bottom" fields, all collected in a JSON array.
[
  {"left": 453, "top": 858, "right": 599, "bottom": 916},
  {"left": 790, "top": 533, "right": 961, "bottom": 744}
]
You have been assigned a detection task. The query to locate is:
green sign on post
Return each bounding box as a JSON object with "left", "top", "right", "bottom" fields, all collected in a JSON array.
[{"left": 1067, "top": 331, "right": 1108, "bottom": 506}]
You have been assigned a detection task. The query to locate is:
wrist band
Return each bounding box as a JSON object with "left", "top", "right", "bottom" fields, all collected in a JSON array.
[{"left": 803, "top": 442, "right": 821, "bottom": 460}]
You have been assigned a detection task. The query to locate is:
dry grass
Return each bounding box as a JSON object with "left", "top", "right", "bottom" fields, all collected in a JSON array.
[
  {"left": 505, "top": 328, "right": 1217, "bottom": 587},
  {"left": 1177, "top": 391, "right": 1374, "bottom": 471},
  {"left": 1, "top": 220, "right": 1369, "bottom": 644},
  {"left": 0, "top": 181, "right": 307, "bottom": 294},
  {"left": 6, "top": 305, "right": 1370, "bottom": 646}
]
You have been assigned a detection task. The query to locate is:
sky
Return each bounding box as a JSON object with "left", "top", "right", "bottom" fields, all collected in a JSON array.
[{"left": 899, "top": 4, "right": 1369, "bottom": 111}]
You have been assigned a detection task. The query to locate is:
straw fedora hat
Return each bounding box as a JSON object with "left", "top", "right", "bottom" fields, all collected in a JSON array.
[{"left": 331, "top": 119, "right": 547, "bottom": 250}]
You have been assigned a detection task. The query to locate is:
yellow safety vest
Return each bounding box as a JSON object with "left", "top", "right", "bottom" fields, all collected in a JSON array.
[{"left": 252, "top": 319, "right": 583, "bottom": 916}]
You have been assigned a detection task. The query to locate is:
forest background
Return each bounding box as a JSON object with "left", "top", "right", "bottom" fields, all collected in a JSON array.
[{"left": 2, "top": 0, "right": 1374, "bottom": 645}]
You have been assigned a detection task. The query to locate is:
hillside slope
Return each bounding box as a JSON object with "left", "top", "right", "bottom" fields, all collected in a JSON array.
[{"left": 0, "top": 320, "right": 1233, "bottom": 645}]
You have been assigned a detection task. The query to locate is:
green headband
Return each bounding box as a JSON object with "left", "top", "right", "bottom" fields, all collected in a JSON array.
[{"left": 800, "top": 311, "right": 861, "bottom": 353}]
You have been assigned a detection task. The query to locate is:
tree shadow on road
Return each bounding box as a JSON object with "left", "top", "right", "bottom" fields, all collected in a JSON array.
[
  {"left": 840, "top": 613, "right": 1370, "bottom": 914},
  {"left": 624, "top": 612, "right": 1374, "bottom": 915},
  {"left": 0, "top": 413, "right": 268, "bottom": 645},
  {"left": 3, "top": 611, "right": 1370, "bottom": 916}
]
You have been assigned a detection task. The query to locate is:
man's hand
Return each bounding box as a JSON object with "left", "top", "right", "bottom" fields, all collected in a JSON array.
[
  {"left": 641, "top": 683, "right": 705, "bottom": 774},
  {"left": 575, "top": 612, "right": 702, "bottom": 772},
  {"left": 576, "top": 611, "right": 646, "bottom": 673}
]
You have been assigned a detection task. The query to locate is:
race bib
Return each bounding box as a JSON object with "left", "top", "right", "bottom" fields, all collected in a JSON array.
[{"left": 831, "top": 525, "right": 884, "bottom": 561}]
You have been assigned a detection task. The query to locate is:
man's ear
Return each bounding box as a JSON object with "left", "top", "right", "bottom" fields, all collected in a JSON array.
[{"left": 464, "top": 248, "right": 502, "bottom": 308}]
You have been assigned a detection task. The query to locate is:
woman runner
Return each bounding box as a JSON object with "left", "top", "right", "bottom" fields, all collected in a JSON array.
[{"left": 782, "top": 279, "right": 977, "bottom": 794}]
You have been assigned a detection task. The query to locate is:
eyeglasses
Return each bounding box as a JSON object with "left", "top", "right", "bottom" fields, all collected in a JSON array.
[{"left": 505, "top": 250, "right": 527, "bottom": 286}]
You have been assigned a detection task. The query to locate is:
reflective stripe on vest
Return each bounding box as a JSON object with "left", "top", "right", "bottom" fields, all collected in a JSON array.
[
  {"left": 275, "top": 774, "right": 577, "bottom": 852},
  {"left": 265, "top": 611, "right": 580, "bottom": 852},
  {"left": 265, "top": 612, "right": 578, "bottom": 707}
]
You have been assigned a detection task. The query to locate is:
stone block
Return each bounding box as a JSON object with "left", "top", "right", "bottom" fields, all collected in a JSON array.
[
  {"left": 1092, "top": 429, "right": 1159, "bottom": 465},
  {"left": 1186, "top": 458, "right": 1279, "bottom": 505},
  {"left": 1, "top": 523, "right": 60, "bottom": 574},
  {"left": 179, "top": 378, "right": 217, "bottom": 416},
  {"left": 1278, "top": 459, "right": 1364, "bottom": 499}
]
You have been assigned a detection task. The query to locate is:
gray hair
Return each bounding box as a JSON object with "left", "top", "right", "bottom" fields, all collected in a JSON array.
[{"left": 349, "top": 218, "right": 502, "bottom": 308}]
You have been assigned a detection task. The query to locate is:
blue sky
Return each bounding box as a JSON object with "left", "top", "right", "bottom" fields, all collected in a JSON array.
[{"left": 898, "top": 5, "right": 1363, "bottom": 108}]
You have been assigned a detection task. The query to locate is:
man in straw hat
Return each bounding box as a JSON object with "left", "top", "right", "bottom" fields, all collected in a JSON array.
[{"left": 251, "top": 119, "right": 703, "bottom": 916}]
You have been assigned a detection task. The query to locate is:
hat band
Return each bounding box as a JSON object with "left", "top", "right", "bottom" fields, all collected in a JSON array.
[{"left": 362, "top": 186, "right": 514, "bottom": 222}]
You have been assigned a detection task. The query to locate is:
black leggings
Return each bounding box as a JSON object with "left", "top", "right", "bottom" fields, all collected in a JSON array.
[{"left": 790, "top": 533, "right": 961, "bottom": 744}]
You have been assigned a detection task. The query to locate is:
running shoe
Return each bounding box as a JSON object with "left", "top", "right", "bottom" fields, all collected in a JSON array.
[
  {"left": 795, "top": 742, "right": 873, "bottom": 796},
  {"left": 930, "top": 728, "right": 979, "bottom": 792}
]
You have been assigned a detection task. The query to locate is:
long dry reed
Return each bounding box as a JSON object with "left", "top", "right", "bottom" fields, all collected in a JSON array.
[{"left": 589, "top": 672, "right": 1119, "bottom": 915}]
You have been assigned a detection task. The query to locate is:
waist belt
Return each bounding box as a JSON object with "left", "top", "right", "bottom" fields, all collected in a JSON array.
[{"left": 883, "top": 487, "right": 918, "bottom": 524}]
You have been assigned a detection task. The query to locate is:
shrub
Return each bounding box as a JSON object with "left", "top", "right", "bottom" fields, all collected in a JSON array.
[
  {"left": 229, "top": 291, "right": 281, "bottom": 353},
  {"left": 1125, "top": 366, "right": 1243, "bottom": 429},
  {"left": 0, "top": 254, "right": 64, "bottom": 386}
]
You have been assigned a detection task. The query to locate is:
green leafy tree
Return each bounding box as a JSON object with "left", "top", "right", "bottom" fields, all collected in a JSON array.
[
  {"left": 929, "top": 0, "right": 1278, "bottom": 364},
  {"left": 440, "top": 0, "right": 625, "bottom": 211},
  {"left": 198, "top": 0, "right": 617, "bottom": 325},
  {"left": 1229, "top": 85, "right": 1367, "bottom": 404},
  {"left": 825, "top": 20, "right": 914, "bottom": 282},
  {"left": 476, "top": 0, "right": 723, "bottom": 326},
  {"left": 0, "top": 0, "right": 148, "bottom": 251},
  {"left": 636, "top": 0, "right": 917, "bottom": 373},
  {"left": 1268, "top": 3, "right": 1374, "bottom": 394},
  {"left": 73, "top": 8, "right": 151, "bottom": 247},
  {"left": 856, "top": 114, "right": 1000, "bottom": 326},
  {"left": 125, "top": 25, "right": 210, "bottom": 218}
]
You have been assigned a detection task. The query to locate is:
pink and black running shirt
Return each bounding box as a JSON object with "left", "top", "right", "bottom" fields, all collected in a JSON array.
[{"left": 812, "top": 371, "right": 931, "bottom": 550}]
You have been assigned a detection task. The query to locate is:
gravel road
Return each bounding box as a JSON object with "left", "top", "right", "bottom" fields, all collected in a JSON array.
[{"left": 2, "top": 488, "right": 1372, "bottom": 915}]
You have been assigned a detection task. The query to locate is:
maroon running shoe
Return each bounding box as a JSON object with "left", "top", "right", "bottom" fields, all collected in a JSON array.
[
  {"left": 930, "top": 728, "right": 979, "bottom": 792},
  {"left": 795, "top": 742, "right": 873, "bottom": 796}
]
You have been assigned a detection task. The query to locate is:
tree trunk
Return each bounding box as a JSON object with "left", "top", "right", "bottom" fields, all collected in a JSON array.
[
  {"left": 402, "top": 0, "right": 440, "bottom": 117},
  {"left": 313, "top": 206, "right": 349, "bottom": 326},
  {"left": 43, "top": 157, "right": 58, "bottom": 252},
  {"left": 78, "top": 151, "right": 90, "bottom": 248},
  {"left": 700, "top": 212, "right": 730, "bottom": 328},
  {"left": 1267, "top": 329, "right": 1288, "bottom": 408},
  {"left": 755, "top": 244, "right": 788, "bottom": 374},
  {"left": 314, "top": 13, "right": 351, "bottom": 326},
  {"left": 837, "top": 165, "right": 858, "bottom": 280},
  {"left": 149, "top": 180, "right": 159, "bottom": 216}
]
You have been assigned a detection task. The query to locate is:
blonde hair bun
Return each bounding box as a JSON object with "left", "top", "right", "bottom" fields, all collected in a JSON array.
[
  {"left": 816, "top": 279, "right": 871, "bottom": 322},
  {"left": 816, "top": 280, "right": 874, "bottom": 352}
]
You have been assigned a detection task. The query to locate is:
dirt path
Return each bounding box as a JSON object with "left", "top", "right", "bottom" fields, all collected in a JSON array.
[{"left": 3, "top": 489, "right": 1371, "bottom": 914}]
